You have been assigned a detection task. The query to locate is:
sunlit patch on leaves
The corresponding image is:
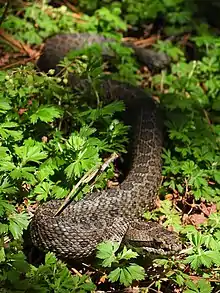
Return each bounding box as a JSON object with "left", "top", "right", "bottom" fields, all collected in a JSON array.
[
  {"left": 14, "top": 139, "right": 48, "bottom": 166},
  {"left": 30, "top": 105, "right": 63, "bottom": 123}
]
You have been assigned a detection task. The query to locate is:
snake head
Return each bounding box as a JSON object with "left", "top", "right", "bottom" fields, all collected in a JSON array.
[{"left": 125, "top": 220, "right": 182, "bottom": 256}]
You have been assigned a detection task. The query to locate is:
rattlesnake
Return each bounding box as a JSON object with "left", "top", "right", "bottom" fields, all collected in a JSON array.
[{"left": 30, "top": 33, "right": 181, "bottom": 261}]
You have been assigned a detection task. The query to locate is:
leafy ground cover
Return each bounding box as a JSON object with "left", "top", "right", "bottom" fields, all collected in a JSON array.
[{"left": 0, "top": 0, "right": 220, "bottom": 292}]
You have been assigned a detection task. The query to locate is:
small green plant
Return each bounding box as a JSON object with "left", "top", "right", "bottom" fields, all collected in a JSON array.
[
  {"left": 0, "top": 54, "right": 129, "bottom": 291},
  {"left": 183, "top": 213, "right": 220, "bottom": 271},
  {"left": 1, "top": 3, "right": 128, "bottom": 46},
  {"left": 144, "top": 199, "right": 182, "bottom": 232},
  {"left": 1, "top": 4, "right": 74, "bottom": 45},
  {"left": 152, "top": 40, "right": 220, "bottom": 205},
  {"left": 96, "top": 241, "right": 145, "bottom": 286},
  {"left": 0, "top": 251, "right": 96, "bottom": 292}
]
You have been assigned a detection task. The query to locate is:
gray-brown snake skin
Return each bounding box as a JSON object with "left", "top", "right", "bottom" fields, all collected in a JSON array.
[{"left": 30, "top": 33, "right": 181, "bottom": 261}]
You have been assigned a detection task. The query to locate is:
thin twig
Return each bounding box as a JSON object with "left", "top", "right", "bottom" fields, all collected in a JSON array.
[
  {"left": 0, "top": 28, "right": 38, "bottom": 57},
  {"left": 0, "top": 55, "right": 40, "bottom": 70},
  {"left": 133, "top": 35, "right": 159, "bottom": 47},
  {"left": 70, "top": 267, "right": 83, "bottom": 277},
  {"left": 203, "top": 109, "right": 211, "bottom": 125},
  {"left": 82, "top": 262, "right": 104, "bottom": 275},
  {"left": 54, "top": 152, "right": 119, "bottom": 216},
  {"left": 62, "top": 0, "right": 79, "bottom": 12},
  {"left": 122, "top": 35, "right": 159, "bottom": 48},
  {"left": 54, "top": 164, "right": 100, "bottom": 216},
  {"left": 90, "top": 152, "right": 119, "bottom": 188}
]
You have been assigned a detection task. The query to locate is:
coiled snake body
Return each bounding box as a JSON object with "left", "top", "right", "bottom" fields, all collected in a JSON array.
[{"left": 30, "top": 33, "right": 181, "bottom": 261}]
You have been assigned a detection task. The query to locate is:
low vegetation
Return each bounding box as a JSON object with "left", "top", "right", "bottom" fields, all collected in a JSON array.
[{"left": 0, "top": 0, "right": 219, "bottom": 292}]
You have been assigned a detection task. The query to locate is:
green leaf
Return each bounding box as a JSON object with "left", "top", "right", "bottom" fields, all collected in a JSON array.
[
  {"left": 126, "top": 264, "right": 145, "bottom": 282},
  {"left": 0, "top": 223, "right": 8, "bottom": 234},
  {"left": 65, "top": 146, "right": 100, "bottom": 178},
  {"left": 10, "top": 166, "right": 37, "bottom": 184},
  {"left": 184, "top": 279, "right": 213, "bottom": 293},
  {"left": 197, "top": 279, "right": 213, "bottom": 293},
  {"left": 96, "top": 241, "right": 119, "bottom": 267},
  {"left": 108, "top": 267, "right": 120, "bottom": 283},
  {"left": 45, "top": 252, "right": 57, "bottom": 265},
  {"left": 34, "top": 181, "right": 54, "bottom": 201},
  {"left": 207, "top": 213, "right": 220, "bottom": 229},
  {"left": 204, "top": 250, "right": 220, "bottom": 266},
  {"left": 30, "top": 105, "right": 63, "bottom": 123},
  {"left": 10, "top": 252, "right": 30, "bottom": 273},
  {"left": 119, "top": 267, "right": 132, "bottom": 287},
  {"left": 52, "top": 185, "right": 69, "bottom": 199},
  {"left": 0, "top": 197, "right": 14, "bottom": 216},
  {"left": 0, "top": 98, "right": 11, "bottom": 114},
  {"left": 67, "top": 134, "right": 86, "bottom": 151},
  {"left": 0, "top": 177, "right": 17, "bottom": 194},
  {"left": 37, "top": 165, "right": 55, "bottom": 182},
  {"left": 0, "top": 247, "right": 5, "bottom": 262},
  {"left": 187, "top": 231, "right": 204, "bottom": 247},
  {"left": 0, "top": 161, "right": 16, "bottom": 172},
  {"left": 9, "top": 212, "right": 30, "bottom": 239},
  {"left": 108, "top": 264, "right": 145, "bottom": 287},
  {"left": 118, "top": 246, "right": 138, "bottom": 260},
  {"left": 185, "top": 249, "right": 214, "bottom": 270},
  {"left": 0, "top": 122, "right": 23, "bottom": 141},
  {"left": 15, "top": 143, "right": 47, "bottom": 165}
]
